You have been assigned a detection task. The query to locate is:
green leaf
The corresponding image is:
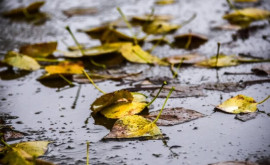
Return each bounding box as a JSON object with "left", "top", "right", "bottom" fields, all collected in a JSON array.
[
  {"left": 142, "top": 21, "right": 180, "bottom": 34},
  {"left": 91, "top": 89, "right": 134, "bottom": 113},
  {"left": 119, "top": 44, "right": 168, "bottom": 65},
  {"left": 104, "top": 115, "right": 162, "bottom": 139},
  {"left": 3, "top": 51, "right": 41, "bottom": 71},
  {"left": 223, "top": 8, "right": 270, "bottom": 27},
  {"left": 19, "top": 41, "right": 57, "bottom": 57}
]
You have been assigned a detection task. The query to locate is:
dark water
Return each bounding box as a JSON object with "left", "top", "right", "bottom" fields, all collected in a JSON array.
[{"left": 0, "top": 0, "right": 270, "bottom": 164}]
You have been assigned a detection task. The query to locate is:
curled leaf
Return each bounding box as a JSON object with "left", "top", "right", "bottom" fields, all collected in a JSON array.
[
  {"left": 104, "top": 115, "right": 162, "bottom": 139},
  {"left": 143, "top": 21, "right": 180, "bottom": 34},
  {"left": 19, "top": 41, "right": 57, "bottom": 57},
  {"left": 3, "top": 51, "right": 40, "bottom": 71},
  {"left": 223, "top": 8, "right": 270, "bottom": 27},
  {"left": 119, "top": 44, "right": 168, "bottom": 65}
]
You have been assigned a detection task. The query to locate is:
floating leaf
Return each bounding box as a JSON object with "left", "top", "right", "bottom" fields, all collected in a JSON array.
[
  {"left": 2, "top": 1, "right": 45, "bottom": 17},
  {"left": 104, "top": 115, "right": 162, "bottom": 139},
  {"left": 196, "top": 54, "right": 238, "bottom": 68},
  {"left": 173, "top": 33, "right": 208, "bottom": 49},
  {"left": 10, "top": 141, "right": 50, "bottom": 157},
  {"left": 155, "top": 0, "right": 176, "bottom": 5},
  {"left": 142, "top": 21, "right": 180, "bottom": 34},
  {"left": 234, "top": 0, "right": 259, "bottom": 3},
  {"left": 251, "top": 64, "right": 270, "bottom": 76},
  {"left": 144, "top": 107, "right": 205, "bottom": 126},
  {"left": 164, "top": 53, "right": 206, "bottom": 64},
  {"left": 216, "top": 94, "right": 270, "bottom": 114},
  {"left": 91, "top": 90, "right": 134, "bottom": 113},
  {"left": 63, "top": 7, "right": 98, "bottom": 17},
  {"left": 60, "top": 42, "right": 132, "bottom": 58},
  {"left": 223, "top": 8, "right": 270, "bottom": 27},
  {"left": 19, "top": 41, "right": 57, "bottom": 57},
  {"left": 3, "top": 51, "right": 41, "bottom": 71},
  {"left": 119, "top": 44, "right": 168, "bottom": 65},
  {"left": 131, "top": 14, "right": 173, "bottom": 24}
]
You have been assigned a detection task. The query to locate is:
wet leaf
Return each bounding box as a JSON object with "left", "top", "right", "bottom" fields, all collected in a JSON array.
[
  {"left": 2, "top": 1, "right": 45, "bottom": 17},
  {"left": 144, "top": 107, "right": 205, "bottom": 126},
  {"left": 19, "top": 41, "right": 57, "bottom": 57},
  {"left": 119, "top": 44, "right": 168, "bottom": 65},
  {"left": 155, "top": 0, "right": 176, "bottom": 5},
  {"left": 234, "top": 0, "right": 259, "bottom": 3},
  {"left": 173, "top": 33, "right": 208, "bottom": 49},
  {"left": 10, "top": 141, "right": 50, "bottom": 157},
  {"left": 3, "top": 51, "right": 41, "bottom": 71},
  {"left": 223, "top": 8, "right": 270, "bottom": 27},
  {"left": 60, "top": 42, "right": 131, "bottom": 58},
  {"left": 235, "top": 112, "right": 258, "bottom": 122},
  {"left": 212, "top": 24, "right": 242, "bottom": 31},
  {"left": 91, "top": 90, "right": 134, "bottom": 113},
  {"left": 251, "top": 64, "right": 270, "bottom": 76},
  {"left": 142, "top": 21, "right": 180, "bottom": 34},
  {"left": 209, "top": 161, "right": 258, "bottom": 165},
  {"left": 104, "top": 115, "right": 162, "bottom": 139},
  {"left": 216, "top": 95, "right": 260, "bottom": 114},
  {"left": 236, "top": 56, "right": 270, "bottom": 63},
  {"left": 63, "top": 7, "right": 98, "bottom": 17},
  {"left": 196, "top": 54, "right": 239, "bottom": 68},
  {"left": 151, "top": 85, "right": 205, "bottom": 98},
  {"left": 164, "top": 53, "right": 207, "bottom": 64},
  {"left": 1, "top": 148, "right": 32, "bottom": 165},
  {"left": 131, "top": 14, "right": 173, "bottom": 24}
]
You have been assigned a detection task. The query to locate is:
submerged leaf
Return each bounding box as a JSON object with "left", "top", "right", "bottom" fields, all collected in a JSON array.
[
  {"left": 173, "top": 33, "right": 208, "bottom": 49},
  {"left": 196, "top": 54, "right": 238, "bottom": 68},
  {"left": 251, "top": 64, "right": 270, "bottom": 76},
  {"left": 63, "top": 7, "right": 98, "bottom": 17},
  {"left": 3, "top": 51, "right": 40, "bottom": 71},
  {"left": 223, "top": 8, "right": 270, "bottom": 27},
  {"left": 164, "top": 53, "right": 206, "bottom": 64},
  {"left": 143, "top": 21, "right": 180, "bottom": 34},
  {"left": 2, "top": 1, "right": 45, "bottom": 17},
  {"left": 216, "top": 95, "right": 259, "bottom": 114},
  {"left": 144, "top": 107, "right": 205, "bottom": 126},
  {"left": 91, "top": 90, "right": 134, "bottom": 113},
  {"left": 19, "top": 41, "right": 57, "bottom": 57},
  {"left": 104, "top": 115, "right": 162, "bottom": 139},
  {"left": 119, "top": 44, "right": 168, "bottom": 65}
]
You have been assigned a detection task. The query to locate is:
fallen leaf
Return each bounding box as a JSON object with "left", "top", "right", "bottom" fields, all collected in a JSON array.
[
  {"left": 63, "top": 7, "right": 98, "bottom": 17},
  {"left": 234, "top": 0, "right": 259, "bottom": 3},
  {"left": 215, "top": 94, "right": 268, "bottom": 114},
  {"left": 131, "top": 14, "right": 173, "bottom": 24},
  {"left": 251, "top": 64, "right": 270, "bottom": 76},
  {"left": 212, "top": 24, "right": 241, "bottom": 31},
  {"left": 151, "top": 85, "right": 205, "bottom": 98},
  {"left": 104, "top": 115, "right": 162, "bottom": 139},
  {"left": 155, "top": 0, "right": 176, "bottom": 5},
  {"left": 3, "top": 51, "right": 41, "bottom": 71},
  {"left": 119, "top": 44, "right": 168, "bottom": 65},
  {"left": 0, "top": 126, "right": 25, "bottom": 141},
  {"left": 235, "top": 112, "right": 258, "bottom": 122},
  {"left": 19, "top": 41, "right": 57, "bottom": 57},
  {"left": 223, "top": 8, "right": 270, "bottom": 27},
  {"left": 2, "top": 1, "right": 45, "bottom": 17},
  {"left": 173, "top": 33, "right": 208, "bottom": 49},
  {"left": 142, "top": 21, "right": 180, "bottom": 34},
  {"left": 209, "top": 161, "right": 258, "bottom": 165},
  {"left": 10, "top": 141, "right": 50, "bottom": 157},
  {"left": 196, "top": 54, "right": 238, "bottom": 68},
  {"left": 164, "top": 53, "right": 206, "bottom": 64},
  {"left": 91, "top": 90, "right": 134, "bottom": 113},
  {"left": 144, "top": 107, "right": 205, "bottom": 126}
]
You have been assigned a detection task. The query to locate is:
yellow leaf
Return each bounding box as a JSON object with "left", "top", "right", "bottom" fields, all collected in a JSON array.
[
  {"left": 234, "top": 0, "right": 259, "bottom": 2},
  {"left": 45, "top": 62, "right": 84, "bottom": 75},
  {"left": 216, "top": 95, "right": 258, "bottom": 114},
  {"left": 143, "top": 21, "right": 180, "bottom": 34},
  {"left": 155, "top": 0, "right": 176, "bottom": 5},
  {"left": 119, "top": 44, "right": 168, "bottom": 65},
  {"left": 19, "top": 41, "right": 57, "bottom": 57},
  {"left": 3, "top": 51, "right": 41, "bottom": 71},
  {"left": 131, "top": 14, "right": 173, "bottom": 24},
  {"left": 1, "top": 148, "right": 32, "bottom": 165},
  {"left": 223, "top": 8, "right": 270, "bottom": 27},
  {"left": 196, "top": 54, "right": 238, "bottom": 68},
  {"left": 104, "top": 115, "right": 162, "bottom": 139}
]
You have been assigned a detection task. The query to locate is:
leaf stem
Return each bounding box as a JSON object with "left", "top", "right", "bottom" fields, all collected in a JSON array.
[
  {"left": 0, "top": 138, "right": 11, "bottom": 148},
  {"left": 82, "top": 69, "right": 106, "bottom": 94},
  {"left": 58, "top": 74, "right": 75, "bottom": 86},
  {"left": 149, "top": 35, "right": 166, "bottom": 53},
  {"left": 226, "top": 0, "right": 236, "bottom": 10},
  {"left": 86, "top": 141, "right": 90, "bottom": 165},
  {"left": 153, "top": 86, "right": 175, "bottom": 124},
  {"left": 117, "top": 7, "right": 138, "bottom": 45},
  {"left": 172, "top": 58, "right": 184, "bottom": 78},
  {"left": 185, "top": 32, "right": 192, "bottom": 49},
  {"left": 147, "top": 81, "right": 167, "bottom": 107},
  {"left": 180, "top": 13, "right": 196, "bottom": 27},
  {"left": 65, "top": 26, "right": 84, "bottom": 55},
  {"left": 258, "top": 95, "right": 270, "bottom": 104},
  {"left": 215, "top": 42, "right": 221, "bottom": 68},
  {"left": 90, "top": 59, "right": 106, "bottom": 69}
]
